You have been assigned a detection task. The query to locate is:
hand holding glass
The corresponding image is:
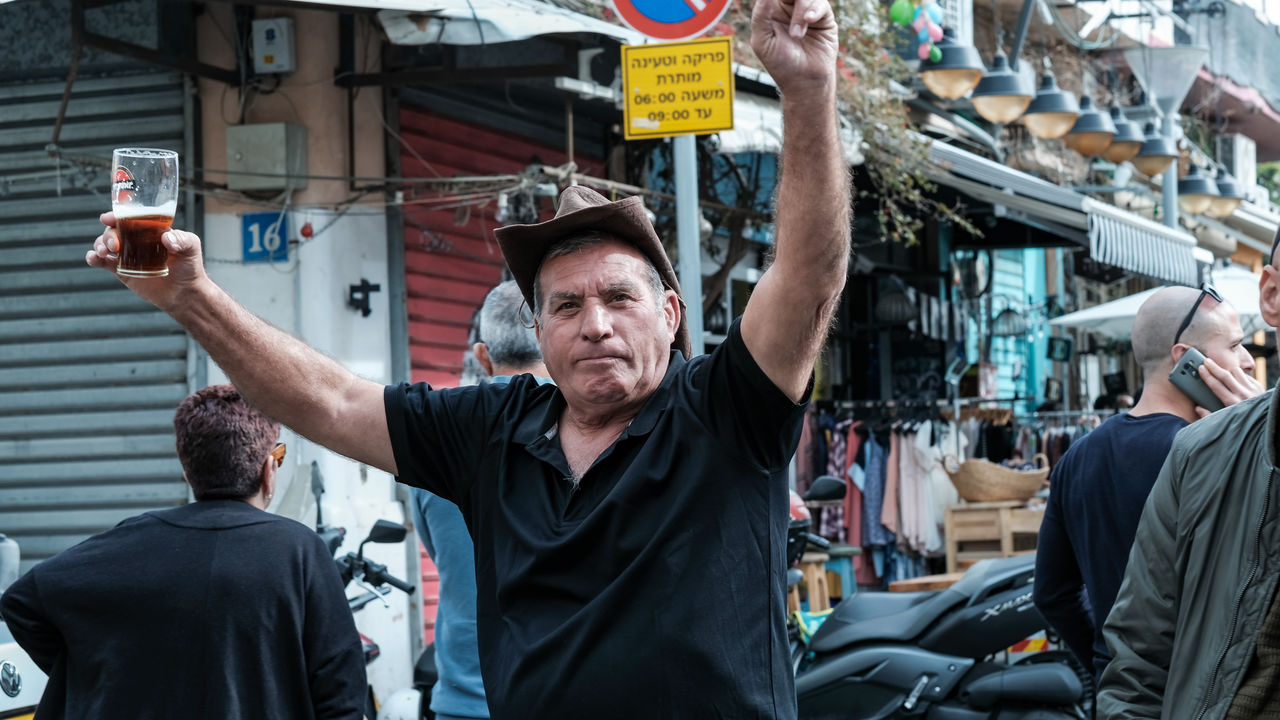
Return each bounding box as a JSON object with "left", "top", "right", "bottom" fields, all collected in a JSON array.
[{"left": 111, "top": 148, "right": 178, "bottom": 277}]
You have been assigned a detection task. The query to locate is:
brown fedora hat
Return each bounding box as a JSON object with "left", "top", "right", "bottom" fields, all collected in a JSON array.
[{"left": 495, "top": 185, "right": 692, "bottom": 358}]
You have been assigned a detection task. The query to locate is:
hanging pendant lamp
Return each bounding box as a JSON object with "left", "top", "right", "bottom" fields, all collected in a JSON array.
[
  {"left": 1131, "top": 123, "right": 1178, "bottom": 177},
  {"left": 1064, "top": 96, "right": 1117, "bottom": 156},
  {"left": 1206, "top": 168, "right": 1244, "bottom": 218},
  {"left": 1177, "top": 165, "right": 1219, "bottom": 215},
  {"left": 1100, "top": 106, "right": 1145, "bottom": 164},
  {"left": 1021, "top": 71, "right": 1080, "bottom": 140},
  {"left": 971, "top": 52, "right": 1033, "bottom": 124},
  {"left": 919, "top": 29, "right": 986, "bottom": 100}
]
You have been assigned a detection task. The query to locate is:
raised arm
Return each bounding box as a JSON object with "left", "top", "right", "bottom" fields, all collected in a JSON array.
[
  {"left": 741, "top": 0, "right": 850, "bottom": 402},
  {"left": 87, "top": 214, "right": 397, "bottom": 475}
]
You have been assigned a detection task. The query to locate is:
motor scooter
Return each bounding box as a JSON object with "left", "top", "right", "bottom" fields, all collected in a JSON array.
[
  {"left": 790, "top": 477, "right": 1089, "bottom": 719},
  {"left": 311, "top": 463, "right": 416, "bottom": 720}
]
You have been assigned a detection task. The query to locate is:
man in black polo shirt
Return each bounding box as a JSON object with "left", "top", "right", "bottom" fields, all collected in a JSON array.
[{"left": 85, "top": 0, "right": 849, "bottom": 713}]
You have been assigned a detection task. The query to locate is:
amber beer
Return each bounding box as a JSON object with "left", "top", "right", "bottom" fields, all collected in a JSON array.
[
  {"left": 116, "top": 209, "right": 174, "bottom": 277},
  {"left": 111, "top": 148, "right": 179, "bottom": 278}
]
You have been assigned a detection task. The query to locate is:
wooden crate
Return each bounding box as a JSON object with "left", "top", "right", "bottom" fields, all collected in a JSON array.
[{"left": 944, "top": 501, "right": 1044, "bottom": 573}]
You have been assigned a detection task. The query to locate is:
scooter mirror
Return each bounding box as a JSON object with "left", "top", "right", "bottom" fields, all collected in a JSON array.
[
  {"left": 367, "top": 519, "right": 408, "bottom": 544},
  {"left": 803, "top": 475, "right": 847, "bottom": 503}
]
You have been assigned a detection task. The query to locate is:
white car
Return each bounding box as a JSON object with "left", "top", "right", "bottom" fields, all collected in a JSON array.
[{"left": 0, "top": 618, "right": 45, "bottom": 720}]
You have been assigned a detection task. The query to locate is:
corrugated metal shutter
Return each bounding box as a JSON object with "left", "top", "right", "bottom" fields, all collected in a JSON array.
[
  {"left": 397, "top": 105, "right": 603, "bottom": 388},
  {"left": 0, "top": 72, "right": 191, "bottom": 572}
]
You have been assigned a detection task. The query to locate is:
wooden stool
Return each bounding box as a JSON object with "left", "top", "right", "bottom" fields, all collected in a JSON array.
[{"left": 800, "top": 552, "right": 831, "bottom": 611}]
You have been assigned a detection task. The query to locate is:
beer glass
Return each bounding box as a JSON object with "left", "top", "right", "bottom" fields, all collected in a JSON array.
[{"left": 112, "top": 148, "right": 178, "bottom": 277}]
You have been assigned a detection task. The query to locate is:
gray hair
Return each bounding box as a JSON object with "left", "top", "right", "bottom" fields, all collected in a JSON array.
[
  {"left": 478, "top": 280, "right": 542, "bottom": 368},
  {"left": 531, "top": 232, "right": 666, "bottom": 318}
]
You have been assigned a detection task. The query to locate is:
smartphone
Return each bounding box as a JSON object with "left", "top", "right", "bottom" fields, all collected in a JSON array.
[{"left": 1169, "top": 347, "right": 1225, "bottom": 412}]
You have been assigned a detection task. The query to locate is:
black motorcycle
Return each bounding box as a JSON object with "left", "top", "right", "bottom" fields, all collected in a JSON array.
[{"left": 791, "top": 477, "right": 1088, "bottom": 719}]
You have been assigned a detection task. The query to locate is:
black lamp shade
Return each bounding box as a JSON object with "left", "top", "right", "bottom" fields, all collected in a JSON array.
[
  {"left": 1177, "top": 165, "right": 1219, "bottom": 215},
  {"left": 1132, "top": 122, "right": 1178, "bottom": 176},
  {"left": 971, "top": 53, "right": 1033, "bottom": 124},
  {"left": 1022, "top": 72, "right": 1080, "bottom": 139},
  {"left": 920, "top": 29, "right": 985, "bottom": 99},
  {"left": 1207, "top": 168, "right": 1245, "bottom": 218},
  {"left": 1064, "top": 96, "right": 1117, "bottom": 156},
  {"left": 1101, "top": 106, "right": 1145, "bottom": 163}
]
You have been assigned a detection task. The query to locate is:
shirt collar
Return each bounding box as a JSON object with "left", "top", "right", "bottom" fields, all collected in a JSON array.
[{"left": 511, "top": 350, "right": 686, "bottom": 445}]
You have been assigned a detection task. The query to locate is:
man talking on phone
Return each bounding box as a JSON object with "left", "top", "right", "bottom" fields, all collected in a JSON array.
[
  {"left": 1034, "top": 283, "right": 1261, "bottom": 686},
  {"left": 1095, "top": 237, "right": 1280, "bottom": 718}
]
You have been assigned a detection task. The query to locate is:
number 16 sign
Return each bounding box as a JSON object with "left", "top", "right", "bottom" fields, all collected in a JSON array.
[{"left": 242, "top": 211, "right": 289, "bottom": 263}]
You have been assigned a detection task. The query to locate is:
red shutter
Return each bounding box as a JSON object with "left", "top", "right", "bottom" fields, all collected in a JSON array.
[
  {"left": 398, "top": 107, "right": 602, "bottom": 641},
  {"left": 398, "top": 107, "right": 603, "bottom": 388}
]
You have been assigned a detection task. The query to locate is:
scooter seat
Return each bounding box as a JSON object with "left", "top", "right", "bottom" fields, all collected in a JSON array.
[{"left": 808, "top": 589, "right": 967, "bottom": 653}]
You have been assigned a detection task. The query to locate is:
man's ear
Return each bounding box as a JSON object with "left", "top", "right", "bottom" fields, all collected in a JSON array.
[
  {"left": 664, "top": 289, "right": 681, "bottom": 340},
  {"left": 260, "top": 456, "right": 276, "bottom": 503},
  {"left": 473, "top": 342, "right": 494, "bottom": 376},
  {"left": 1261, "top": 266, "right": 1280, "bottom": 329},
  {"left": 1170, "top": 344, "right": 1190, "bottom": 366}
]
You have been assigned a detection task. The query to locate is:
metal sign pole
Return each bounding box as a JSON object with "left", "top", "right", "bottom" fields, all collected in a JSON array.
[{"left": 674, "top": 133, "right": 704, "bottom": 354}]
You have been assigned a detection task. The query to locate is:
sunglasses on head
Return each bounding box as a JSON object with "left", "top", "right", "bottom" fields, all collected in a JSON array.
[
  {"left": 1172, "top": 282, "right": 1224, "bottom": 347},
  {"left": 270, "top": 443, "right": 286, "bottom": 468}
]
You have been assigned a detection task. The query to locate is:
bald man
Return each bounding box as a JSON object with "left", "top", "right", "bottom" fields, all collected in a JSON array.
[{"left": 1034, "top": 285, "right": 1261, "bottom": 684}]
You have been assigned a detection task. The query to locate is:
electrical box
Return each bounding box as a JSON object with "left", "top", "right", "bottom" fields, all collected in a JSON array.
[
  {"left": 225, "top": 123, "right": 308, "bottom": 192},
  {"left": 252, "top": 18, "right": 296, "bottom": 75}
]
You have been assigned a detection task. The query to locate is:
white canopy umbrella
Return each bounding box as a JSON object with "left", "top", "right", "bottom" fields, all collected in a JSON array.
[{"left": 1049, "top": 265, "right": 1267, "bottom": 340}]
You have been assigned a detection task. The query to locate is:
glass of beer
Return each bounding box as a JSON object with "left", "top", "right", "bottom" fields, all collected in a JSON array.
[{"left": 112, "top": 148, "right": 178, "bottom": 277}]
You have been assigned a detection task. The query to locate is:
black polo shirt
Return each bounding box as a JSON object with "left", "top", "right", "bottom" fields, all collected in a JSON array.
[{"left": 386, "top": 318, "right": 807, "bottom": 719}]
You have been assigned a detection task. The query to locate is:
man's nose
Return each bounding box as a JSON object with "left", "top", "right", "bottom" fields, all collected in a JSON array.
[
  {"left": 580, "top": 302, "right": 613, "bottom": 340},
  {"left": 1240, "top": 346, "right": 1257, "bottom": 373}
]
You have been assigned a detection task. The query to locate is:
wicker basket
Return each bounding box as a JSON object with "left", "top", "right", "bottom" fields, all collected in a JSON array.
[{"left": 942, "top": 453, "right": 1050, "bottom": 503}]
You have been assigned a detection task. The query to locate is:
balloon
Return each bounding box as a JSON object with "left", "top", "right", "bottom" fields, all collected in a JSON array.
[
  {"left": 929, "top": 44, "right": 942, "bottom": 62},
  {"left": 911, "top": 16, "right": 926, "bottom": 32},
  {"left": 925, "top": 3, "right": 944, "bottom": 24},
  {"left": 918, "top": 27, "right": 931, "bottom": 42},
  {"left": 928, "top": 22, "right": 943, "bottom": 42},
  {"left": 918, "top": 42, "right": 932, "bottom": 60},
  {"left": 889, "top": 0, "right": 914, "bottom": 26}
]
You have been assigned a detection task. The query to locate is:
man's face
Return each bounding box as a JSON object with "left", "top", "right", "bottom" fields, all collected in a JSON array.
[
  {"left": 534, "top": 240, "right": 679, "bottom": 414},
  {"left": 1189, "top": 300, "right": 1255, "bottom": 377}
]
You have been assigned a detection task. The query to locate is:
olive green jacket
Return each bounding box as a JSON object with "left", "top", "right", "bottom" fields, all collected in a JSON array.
[{"left": 1098, "top": 389, "right": 1280, "bottom": 720}]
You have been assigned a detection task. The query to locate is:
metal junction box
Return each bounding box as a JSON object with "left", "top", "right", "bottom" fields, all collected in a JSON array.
[
  {"left": 225, "top": 122, "right": 308, "bottom": 192},
  {"left": 252, "top": 18, "right": 297, "bottom": 75}
]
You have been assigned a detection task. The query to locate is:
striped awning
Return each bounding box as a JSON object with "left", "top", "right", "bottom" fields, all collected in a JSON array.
[{"left": 1083, "top": 198, "right": 1200, "bottom": 286}]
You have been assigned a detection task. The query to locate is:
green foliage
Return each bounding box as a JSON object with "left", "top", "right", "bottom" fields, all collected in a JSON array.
[{"left": 1259, "top": 162, "right": 1280, "bottom": 205}]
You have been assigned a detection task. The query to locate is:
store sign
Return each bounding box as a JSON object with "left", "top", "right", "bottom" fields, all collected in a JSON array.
[
  {"left": 610, "top": 0, "right": 732, "bottom": 41},
  {"left": 621, "top": 37, "right": 734, "bottom": 140}
]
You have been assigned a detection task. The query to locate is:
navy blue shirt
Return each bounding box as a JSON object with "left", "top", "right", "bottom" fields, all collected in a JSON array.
[
  {"left": 386, "top": 319, "right": 807, "bottom": 719},
  {"left": 1033, "top": 412, "right": 1188, "bottom": 680}
]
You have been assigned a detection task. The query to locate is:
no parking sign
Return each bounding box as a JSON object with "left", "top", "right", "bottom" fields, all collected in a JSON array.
[{"left": 611, "top": 0, "right": 731, "bottom": 40}]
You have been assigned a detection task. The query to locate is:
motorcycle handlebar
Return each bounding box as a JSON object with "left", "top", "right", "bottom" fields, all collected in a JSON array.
[
  {"left": 803, "top": 532, "right": 831, "bottom": 551},
  {"left": 382, "top": 573, "right": 415, "bottom": 595}
]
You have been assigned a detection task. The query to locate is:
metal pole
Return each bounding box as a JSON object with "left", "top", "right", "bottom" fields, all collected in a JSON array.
[
  {"left": 1162, "top": 114, "right": 1179, "bottom": 229},
  {"left": 674, "top": 134, "right": 704, "bottom": 354},
  {"left": 1007, "top": 0, "right": 1037, "bottom": 72}
]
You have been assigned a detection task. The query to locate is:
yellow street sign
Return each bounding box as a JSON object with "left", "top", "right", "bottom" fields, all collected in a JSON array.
[{"left": 621, "top": 36, "right": 734, "bottom": 140}]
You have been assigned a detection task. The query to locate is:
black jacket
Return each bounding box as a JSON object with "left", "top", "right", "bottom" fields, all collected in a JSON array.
[{"left": 0, "top": 500, "right": 366, "bottom": 720}]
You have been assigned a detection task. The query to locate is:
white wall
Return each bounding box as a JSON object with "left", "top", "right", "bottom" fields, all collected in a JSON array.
[{"left": 202, "top": 206, "right": 412, "bottom": 700}]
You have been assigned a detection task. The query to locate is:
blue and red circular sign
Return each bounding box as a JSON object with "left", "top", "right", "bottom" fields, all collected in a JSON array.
[{"left": 611, "top": 0, "right": 732, "bottom": 40}]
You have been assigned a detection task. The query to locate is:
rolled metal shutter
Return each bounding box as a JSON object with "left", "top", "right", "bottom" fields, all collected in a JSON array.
[{"left": 0, "top": 72, "right": 191, "bottom": 572}]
